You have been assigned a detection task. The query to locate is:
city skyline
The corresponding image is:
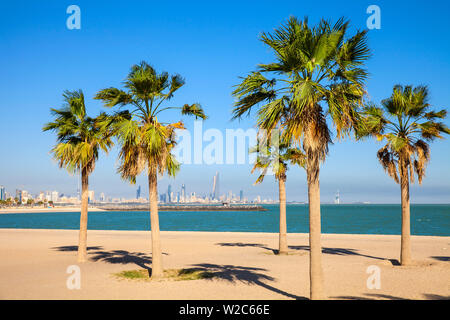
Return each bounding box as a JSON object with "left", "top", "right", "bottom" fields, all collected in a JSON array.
[{"left": 1, "top": 1, "right": 449, "bottom": 204}]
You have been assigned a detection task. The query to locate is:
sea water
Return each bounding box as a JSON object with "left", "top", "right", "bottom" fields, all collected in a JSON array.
[{"left": 0, "top": 204, "right": 448, "bottom": 236}]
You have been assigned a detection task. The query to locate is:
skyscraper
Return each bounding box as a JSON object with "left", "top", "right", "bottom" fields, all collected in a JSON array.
[
  {"left": 168, "top": 184, "right": 172, "bottom": 202},
  {"left": 87, "top": 190, "right": 94, "bottom": 203},
  {"left": 239, "top": 190, "right": 244, "bottom": 202},
  {"left": 0, "top": 186, "right": 5, "bottom": 201},
  {"left": 51, "top": 191, "right": 59, "bottom": 203},
  {"left": 181, "top": 184, "right": 186, "bottom": 202},
  {"left": 136, "top": 185, "right": 141, "bottom": 199},
  {"left": 16, "top": 189, "right": 22, "bottom": 203},
  {"left": 212, "top": 171, "right": 220, "bottom": 200}
]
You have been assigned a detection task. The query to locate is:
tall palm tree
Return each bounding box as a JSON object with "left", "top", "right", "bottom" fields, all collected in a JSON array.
[
  {"left": 232, "top": 17, "right": 370, "bottom": 299},
  {"left": 43, "top": 90, "right": 113, "bottom": 262},
  {"left": 358, "top": 85, "right": 449, "bottom": 265},
  {"left": 95, "top": 61, "right": 206, "bottom": 278},
  {"left": 251, "top": 140, "right": 305, "bottom": 254}
]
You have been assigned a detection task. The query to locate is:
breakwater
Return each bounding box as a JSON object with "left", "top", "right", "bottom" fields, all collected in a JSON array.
[{"left": 96, "top": 204, "right": 267, "bottom": 212}]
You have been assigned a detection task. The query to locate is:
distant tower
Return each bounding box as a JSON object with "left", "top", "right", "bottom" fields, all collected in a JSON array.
[
  {"left": 239, "top": 190, "right": 243, "bottom": 202},
  {"left": 136, "top": 185, "right": 141, "bottom": 199},
  {"left": 0, "top": 186, "right": 5, "bottom": 201},
  {"left": 181, "top": 184, "right": 186, "bottom": 202},
  {"left": 212, "top": 171, "right": 220, "bottom": 200},
  {"left": 168, "top": 184, "right": 172, "bottom": 202},
  {"left": 334, "top": 190, "right": 340, "bottom": 204}
]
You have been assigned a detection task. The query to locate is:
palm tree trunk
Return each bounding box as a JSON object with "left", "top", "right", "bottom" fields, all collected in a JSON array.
[
  {"left": 278, "top": 176, "right": 288, "bottom": 255},
  {"left": 306, "top": 153, "right": 324, "bottom": 300},
  {"left": 399, "top": 158, "right": 412, "bottom": 266},
  {"left": 77, "top": 167, "right": 89, "bottom": 263},
  {"left": 148, "top": 168, "right": 163, "bottom": 278}
]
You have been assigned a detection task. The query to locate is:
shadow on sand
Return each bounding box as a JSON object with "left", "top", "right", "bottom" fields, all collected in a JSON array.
[
  {"left": 52, "top": 245, "right": 305, "bottom": 299},
  {"left": 52, "top": 245, "right": 169, "bottom": 276},
  {"left": 188, "top": 263, "right": 307, "bottom": 300},
  {"left": 216, "top": 242, "right": 387, "bottom": 261},
  {"left": 334, "top": 293, "right": 449, "bottom": 300},
  {"left": 430, "top": 256, "right": 450, "bottom": 262}
]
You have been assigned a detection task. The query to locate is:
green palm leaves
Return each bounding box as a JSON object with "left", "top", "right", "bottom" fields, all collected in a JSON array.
[
  {"left": 251, "top": 142, "right": 306, "bottom": 183},
  {"left": 232, "top": 16, "right": 370, "bottom": 156},
  {"left": 95, "top": 61, "right": 206, "bottom": 182},
  {"left": 359, "top": 85, "right": 450, "bottom": 184},
  {"left": 43, "top": 90, "right": 113, "bottom": 175}
]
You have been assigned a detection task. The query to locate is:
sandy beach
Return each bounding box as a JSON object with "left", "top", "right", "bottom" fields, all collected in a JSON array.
[
  {"left": 0, "top": 207, "right": 106, "bottom": 214},
  {"left": 0, "top": 229, "right": 448, "bottom": 300}
]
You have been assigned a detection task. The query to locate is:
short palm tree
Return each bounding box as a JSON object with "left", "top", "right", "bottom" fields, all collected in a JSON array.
[
  {"left": 232, "top": 17, "right": 370, "bottom": 299},
  {"left": 43, "top": 90, "right": 113, "bottom": 262},
  {"left": 95, "top": 61, "right": 206, "bottom": 278},
  {"left": 358, "top": 85, "right": 449, "bottom": 265},
  {"left": 251, "top": 140, "right": 305, "bottom": 254}
]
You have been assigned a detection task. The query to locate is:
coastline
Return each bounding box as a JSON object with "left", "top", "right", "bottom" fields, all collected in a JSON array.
[
  {"left": 0, "top": 205, "right": 267, "bottom": 214},
  {"left": 0, "top": 207, "right": 106, "bottom": 214},
  {"left": 0, "top": 229, "right": 448, "bottom": 299}
]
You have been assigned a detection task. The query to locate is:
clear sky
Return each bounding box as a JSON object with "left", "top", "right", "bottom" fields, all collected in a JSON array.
[{"left": 1, "top": 0, "right": 449, "bottom": 203}]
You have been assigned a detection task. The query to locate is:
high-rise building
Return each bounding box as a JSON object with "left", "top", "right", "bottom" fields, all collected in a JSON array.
[
  {"left": 181, "top": 184, "right": 186, "bottom": 202},
  {"left": 168, "top": 184, "right": 172, "bottom": 202},
  {"left": 0, "top": 186, "right": 5, "bottom": 201},
  {"left": 334, "top": 190, "right": 340, "bottom": 204},
  {"left": 239, "top": 190, "right": 244, "bottom": 202},
  {"left": 88, "top": 190, "right": 94, "bottom": 203},
  {"left": 100, "top": 192, "right": 106, "bottom": 202},
  {"left": 136, "top": 185, "right": 141, "bottom": 199},
  {"left": 15, "top": 189, "right": 22, "bottom": 203},
  {"left": 51, "top": 191, "right": 59, "bottom": 203},
  {"left": 212, "top": 171, "right": 220, "bottom": 200}
]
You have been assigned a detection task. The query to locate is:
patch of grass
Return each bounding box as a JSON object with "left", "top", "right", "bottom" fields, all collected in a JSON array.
[
  {"left": 115, "top": 269, "right": 150, "bottom": 280},
  {"left": 113, "top": 268, "right": 215, "bottom": 281},
  {"left": 165, "top": 268, "right": 215, "bottom": 281}
]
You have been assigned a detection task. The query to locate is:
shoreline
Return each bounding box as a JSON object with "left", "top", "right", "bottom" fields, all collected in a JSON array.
[
  {"left": 0, "top": 207, "right": 106, "bottom": 214},
  {"left": 0, "top": 228, "right": 448, "bottom": 238}
]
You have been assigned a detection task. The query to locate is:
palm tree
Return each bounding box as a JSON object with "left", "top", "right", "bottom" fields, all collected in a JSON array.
[
  {"left": 251, "top": 140, "right": 305, "bottom": 254},
  {"left": 95, "top": 61, "right": 206, "bottom": 279},
  {"left": 232, "top": 17, "right": 370, "bottom": 299},
  {"left": 43, "top": 90, "right": 113, "bottom": 262},
  {"left": 358, "top": 85, "right": 449, "bottom": 265}
]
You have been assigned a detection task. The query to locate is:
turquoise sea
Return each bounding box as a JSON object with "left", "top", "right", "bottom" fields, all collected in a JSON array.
[{"left": 0, "top": 204, "right": 449, "bottom": 236}]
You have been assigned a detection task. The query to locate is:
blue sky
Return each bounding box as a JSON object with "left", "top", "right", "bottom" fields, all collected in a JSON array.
[{"left": 0, "top": 0, "right": 449, "bottom": 203}]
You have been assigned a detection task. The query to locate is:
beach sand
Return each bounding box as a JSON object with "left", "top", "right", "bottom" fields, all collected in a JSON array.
[
  {"left": 0, "top": 229, "right": 448, "bottom": 300},
  {"left": 0, "top": 207, "right": 105, "bottom": 214}
]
